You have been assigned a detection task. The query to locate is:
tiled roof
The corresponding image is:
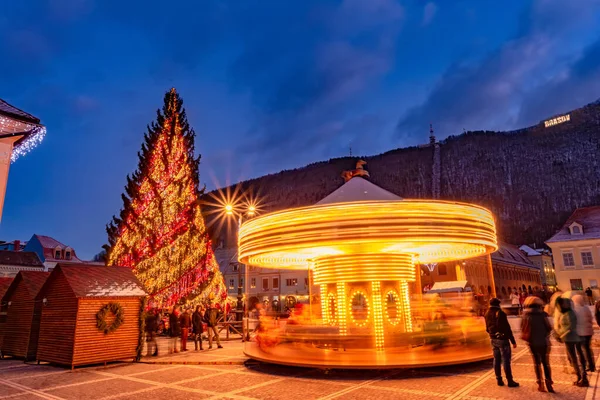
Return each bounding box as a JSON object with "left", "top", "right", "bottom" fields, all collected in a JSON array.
[
  {"left": 492, "top": 242, "right": 537, "bottom": 269},
  {"left": 3, "top": 271, "right": 50, "bottom": 300},
  {"left": 32, "top": 234, "right": 83, "bottom": 263},
  {"left": 214, "top": 248, "right": 239, "bottom": 274},
  {"left": 0, "top": 251, "right": 44, "bottom": 267},
  {"left": 35, "top": 234, "right": 68, "bottom": 249},
  {"left": 56, "top": 264, "right": 146, "bottom": 298},
  {"left": 0, "top": 277, "right": 13, "bottom": 299},
  {"left": 0, "top": 98, "right": 40, "bottom": 124},
  {"left": 546, "top": 206, "right": 600, "bottom": 243}
]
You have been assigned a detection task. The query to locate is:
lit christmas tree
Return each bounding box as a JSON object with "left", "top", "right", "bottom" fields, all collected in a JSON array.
[{"left": 105, "top": 88, "right": 226, "bottom": 307}]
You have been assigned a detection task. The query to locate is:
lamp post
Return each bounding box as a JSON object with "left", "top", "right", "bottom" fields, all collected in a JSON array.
[{"left": 224, "top": 202, "right": 256, "bottom": 323}]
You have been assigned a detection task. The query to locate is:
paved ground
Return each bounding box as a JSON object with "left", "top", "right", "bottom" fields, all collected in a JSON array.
[{"left": 1, "top": 318, "right": 599, "bottom": 399}]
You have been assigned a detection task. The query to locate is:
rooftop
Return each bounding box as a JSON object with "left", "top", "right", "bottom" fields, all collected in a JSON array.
[
  {"left": 0, "top": 277, "right": 13, "bottom": 299},
  {"left": 316, "top": 177, "right": 401, "bottom": 205},
  {"left": 546, "top": 206, "right": 600, "bottom": 243},
  {"left": 51, "top": 264, "right": 146, "bottom": 298},
  {"left": 492, "top": 243, "right": 537, "bottom": 269},
  {"left": 0, "top": 250, "right": 44, "bottom": 267},
  {"left": 3, "top": 271, "right": 50, "bottom": 300}
]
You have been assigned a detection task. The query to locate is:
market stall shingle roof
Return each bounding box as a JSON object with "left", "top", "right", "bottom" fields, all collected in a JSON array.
[
  {"left": 0, "top": 98, "right": 40, "bottom": 124},
  {"left": 54, "top": 264, "right": 146, "bottom": 298}
]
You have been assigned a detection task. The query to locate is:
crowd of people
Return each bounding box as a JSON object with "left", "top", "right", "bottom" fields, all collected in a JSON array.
[
  {"left": 485, "top": 291, "right": 600, "bottom": 393},
  {"left": 144, "top": 303, "right": 224, "bottom": 356}
]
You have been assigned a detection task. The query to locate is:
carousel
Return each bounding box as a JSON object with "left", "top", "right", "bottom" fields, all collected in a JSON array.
[{"left": 239, "top": 161, "right": 498, "bottom": 368}]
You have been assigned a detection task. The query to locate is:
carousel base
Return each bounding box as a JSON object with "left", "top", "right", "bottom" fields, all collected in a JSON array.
[{"left": 244, "top": 341, "right": 493, "bottom": 369}]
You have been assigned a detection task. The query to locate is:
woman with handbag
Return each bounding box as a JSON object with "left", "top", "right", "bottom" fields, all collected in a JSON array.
[{"left": 521, "top": 296, "right": 554, "bottom": 392}]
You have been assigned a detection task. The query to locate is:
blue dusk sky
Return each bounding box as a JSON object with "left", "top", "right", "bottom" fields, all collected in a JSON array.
[{"left": 2, "top": 0, "right": 600, "bottom": 259}]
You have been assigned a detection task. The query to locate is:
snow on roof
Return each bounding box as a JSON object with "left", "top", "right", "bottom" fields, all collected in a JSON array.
[
  {"left": 53, "top": 264, "right": 146, "bottom": 298},
  {"left": 316, "top": 177, "right": 401, "bottom": 205},
  {"left": 546, "top": 206, "right": 600, "bottom": 243},
  {"left": 492, "top": 243, "right": 536, "bottom": 269},
  {"left": 519, "top": 245, "right": 542, "bottom": 256}
]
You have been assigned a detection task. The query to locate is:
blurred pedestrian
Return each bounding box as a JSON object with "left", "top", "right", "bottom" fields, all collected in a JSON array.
[
  {"left": 521, "top": 297, "right": 554, "bottom": 392},
  {"left": 485, "top": 298, "right": 519, "bottom": 387},
  {"left": 192, "top": 305, "right": 204, "bottom": 351},
  {"left": 595, "top": 299, "right": 600, "bottom": 328},
  {"left": 585, "top": 287, "right": 593, "bottom": 305},
  {"left": 556, "top": 297, "right": 588, "bottom": 387},
  {"left": 179, "top": 308, "right": 191, "bottom": 351},
  {"left": 510, "top": 290, "right": 520, "bottom": 315},
  {"left": 169, "top": 306, "right": 181, "bottom": 354},
  {"left": 144, "top": 308, "right": 159, "bottom": 357},
  {"left": 572, "top": 295, "right": 595, "bottom": 372},
  {"left": 204, "top": 303, "right": 223, "bottom": 349}
]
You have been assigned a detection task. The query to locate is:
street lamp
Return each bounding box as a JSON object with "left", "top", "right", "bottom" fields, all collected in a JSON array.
[{"left": 224, "top": 201, "right": 258, "bottom": 324}]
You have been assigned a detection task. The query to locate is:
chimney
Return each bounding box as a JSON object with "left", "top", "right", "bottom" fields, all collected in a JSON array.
[{"left": 13, "top": 240, "right": 20, "bottom": 252}]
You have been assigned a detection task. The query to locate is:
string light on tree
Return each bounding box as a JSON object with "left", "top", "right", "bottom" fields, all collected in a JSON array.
[{"left": 104, "top": 88, "right": 226, "bottom": 308}]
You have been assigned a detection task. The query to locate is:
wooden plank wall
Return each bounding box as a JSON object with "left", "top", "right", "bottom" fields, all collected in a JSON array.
[
  {"left": 2, "top": 283, "right": 34, "bottom": 358},
  {"left": 72, "top": 298, "right": 141, "bottom": 366},
  {"left": 37, "top": 273, "right": 78, "bottom": 365},
  {"left": 27, "top": 301, "right": 43, "bottom": 360}
]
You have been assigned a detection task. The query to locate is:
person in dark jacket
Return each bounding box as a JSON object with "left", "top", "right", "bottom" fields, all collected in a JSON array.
[
  {"left": 521, "top": 297, "right": 553, "bottom": 392},
  {"left": 485, "top": 298, "right": 519, "bottom": 387},
  {"left": 179, "top": 308, "right": 191, "bottom": 351},
  {"left": 169, "top": 306, "right": 181, "bottom": 354},
  {"left": 204, "top": 303, "right": 223, "bottom": 349},
  {"left": 595, "top": 299, "right": 600, "bottom": 328},
  {"left": 556, "top": 297, "right": 588, "bottom": 387},
  {"left": 192, "top": 305, "right": 204, "bottom": 351},
  {"left": 144, "top": 308, "right": 159, "bottom": 357}
]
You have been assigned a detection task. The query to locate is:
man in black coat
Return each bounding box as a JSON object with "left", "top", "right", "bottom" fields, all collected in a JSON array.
[
  {"left": 169, "top": 306, "right": 181, "bottom": 354},
  {"left": 144, "top": 308, "right": 159, "bottom": 356},
  {"left": 192, "top": 305, "right": 204, "bottom": 351},
  {"left": 485, "top": 298, "right": 519, "bottom": 388}
]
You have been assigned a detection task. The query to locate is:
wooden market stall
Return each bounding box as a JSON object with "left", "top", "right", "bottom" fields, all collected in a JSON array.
[
  {"left": 0, "top": 277, "right": 14, "bottom": 358},
  {"left": 1, "top": 271, "right": 49, "bottom": 360},
  {"left": 36, "top": 264, "right": 146, "bottom": 368}
]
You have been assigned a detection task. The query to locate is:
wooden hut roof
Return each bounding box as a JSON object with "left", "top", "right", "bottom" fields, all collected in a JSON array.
[
  {"left": 0, "top": 277, "right": 13, "bottom": 299},
  {"left": 2, "top": 271, "right": 49, "bottom": 301},
  {"left": 50, "top": 264, "right": 146, "bottom": 298}
]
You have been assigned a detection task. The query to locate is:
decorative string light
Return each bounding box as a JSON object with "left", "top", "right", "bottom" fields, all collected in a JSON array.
[
  {"left": 371, "top": 282, "right": 384, "bottom": 350},
  {"left": 336, "top": 283, "right": 347, "bottom": 336},
  {"left": 349, "top": 290, "right": 370, "bottom": 328},
  {"left": 326, "top": 292, "right": 337, "bottom": 326},
  {"left": 320, "top": 284, "right": 328, "bottom": 323},
  {"left": 400, "top": 282, "right": 413, "bottom": 333},
  {"left": 384, "top": 290, "right": 402, "bottom": 326},
  {"left": 0, "top": 113, "right": 46, "bottom": 163}
]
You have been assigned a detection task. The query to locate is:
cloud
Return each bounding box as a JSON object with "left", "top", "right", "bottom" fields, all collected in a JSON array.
[
  {"left": 230, "top": 0, "right": 404, "bottom": 169},
  {"left": 396, "top": 0, "right": 600, "bottom": 141},
  {"left": 422, "top": 2, "right": 437, "bottom": 26}
]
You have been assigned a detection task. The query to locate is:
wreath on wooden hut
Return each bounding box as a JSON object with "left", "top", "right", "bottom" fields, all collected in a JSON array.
[{"left": 96, "top": 302, "right": 124, "bottom": 334}]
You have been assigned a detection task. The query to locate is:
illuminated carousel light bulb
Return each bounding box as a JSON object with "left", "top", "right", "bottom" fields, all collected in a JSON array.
[
  {"left": 371, "top": 281, "right": 384, "bottom": 350},
  {"left": 337, "top": 283, "right": 347, "bottom": 336},
  {"left": 320, "top": 284, "right": 328, "bottom": 324}
]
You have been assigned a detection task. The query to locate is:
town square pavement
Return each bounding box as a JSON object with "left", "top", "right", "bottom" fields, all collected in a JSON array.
[{"left": 1, "top": 317, "right": 599, "bottom": 400}]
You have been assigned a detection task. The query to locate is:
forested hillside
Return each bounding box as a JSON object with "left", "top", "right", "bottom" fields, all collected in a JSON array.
[{"left": 203, "top": 100, "right": 600, "bottom": 248}]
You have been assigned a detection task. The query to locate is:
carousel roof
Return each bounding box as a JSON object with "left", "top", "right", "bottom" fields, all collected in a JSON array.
[{"left": 316, "top": 177, "right": 401, "bottom": 205}]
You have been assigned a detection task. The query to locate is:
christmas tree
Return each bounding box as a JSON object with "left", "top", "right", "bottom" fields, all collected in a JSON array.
[{"left": 105, "top": 88, "right": 226, "bottom": 307}]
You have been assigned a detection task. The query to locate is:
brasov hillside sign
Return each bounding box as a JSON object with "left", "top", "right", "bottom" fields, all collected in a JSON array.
[{"left": 544, "top": 114, "right": 570, "bottom": 128}]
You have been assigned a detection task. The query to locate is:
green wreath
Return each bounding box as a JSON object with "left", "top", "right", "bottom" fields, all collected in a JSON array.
[{"left": 96, "top": 302, "right": 124, "bottom": 334}]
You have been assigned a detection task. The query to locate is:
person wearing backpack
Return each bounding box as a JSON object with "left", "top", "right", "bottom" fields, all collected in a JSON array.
[
  {"left": 485, "top": 298, "right": 519, "bottom": 387},
  {"left": 521, "top": 296, "right": 554, "bottom": 393}
]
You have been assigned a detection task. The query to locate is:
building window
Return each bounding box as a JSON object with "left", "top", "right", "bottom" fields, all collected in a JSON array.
[
  {"left": 239, "top": 278, "right": 244, "bottom": 288},
  {"left": 251, "top": 278, "right": 256, "bottom": 289},
  {"left": 562, "top": 252, "right": 575, "bottom": 268},
  {"left": 570, "top": 279, "right": 583, "bottom": 291},
  {"left": 286, "top": 278, "right": 298, "bottom": 286},
  {"left": 273, "top": 278, "right": 279, "bottom": 289},
  {"left": 229, "top": 279, "right": 234, "bottom": 289},
  {"left": 590, "top": 279, "right": 598, "bottom": 289},
  {"left": 262, "top": 278, "right": 269, "bottom": 291},
  {"left": 65, "top": 251, "right": 71, "bottom": 260},
  {"left": 571, "top": 226, "right": 581, "bottom": 234},
  {"left": 438, "top": 264, "right": 447, "bottom": 275},
  {"left": 54, "top": 250, "right": 61, "bottom": 259},
  {"left": 581, "top": 251, "right": 594, "bottom": 266},
  {"left": 232, "top": 265, "right": 239, "bottom": 272}
]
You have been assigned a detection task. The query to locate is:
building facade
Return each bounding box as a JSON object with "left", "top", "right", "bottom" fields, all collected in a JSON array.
[
  {"left": 22, "top": 234, "right": 84, "bottom": 271},
  {"left": 519, "top": 245, "right": 556, "bottom": 288},
  {"left": 546, "top": 206, "right": 600, "bottom": 297}
]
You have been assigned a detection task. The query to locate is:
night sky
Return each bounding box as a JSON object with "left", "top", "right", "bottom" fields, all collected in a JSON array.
[{"left": 2, "top": 0, "right": 600, "bottom": 259}]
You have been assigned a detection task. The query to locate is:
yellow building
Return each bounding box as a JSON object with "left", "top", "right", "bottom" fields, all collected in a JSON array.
[{"left": 546, "top": 206, "right": 600, "bottom": 297}]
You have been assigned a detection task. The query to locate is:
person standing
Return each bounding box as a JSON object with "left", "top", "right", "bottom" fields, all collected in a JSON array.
[
  {"left": 192, "top": 305, "right": 204, "bottom": 351},
  {"left": 595, "top": 298, "right": 600, "bottom": 327},
  {"left": 521, "top": 297, "right": 554, "bottom": 393},
  {"left": 144, "top": 308, "right": 159, "bottom": 357},
  {"left": 510, "top": 290, "right": 520, "bottom": 315},
  {"left": 556, "top": 297, "right": 588, "bottom": 387},
  {"left": 169, "top": 306, "right": 181, "bottom": 354},
  {"left": 585, "top": 287, "right": 594, "bottom": 306},
  {"left": 179, "top": 308, "right": 191, "bottom": 351},
  {"left": 572, "top": 295, "right": 595, "bottom": 372},
  {"left": 204, "top": 303, "right": 223, "bottom": 349},
  {"left": 485, "top": 298, "right": 519, "bottom": 387}
]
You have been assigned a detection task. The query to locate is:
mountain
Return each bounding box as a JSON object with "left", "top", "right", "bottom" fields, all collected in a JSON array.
[{"left": 202, "top": 100, "right": 600, "bottom": 248}]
